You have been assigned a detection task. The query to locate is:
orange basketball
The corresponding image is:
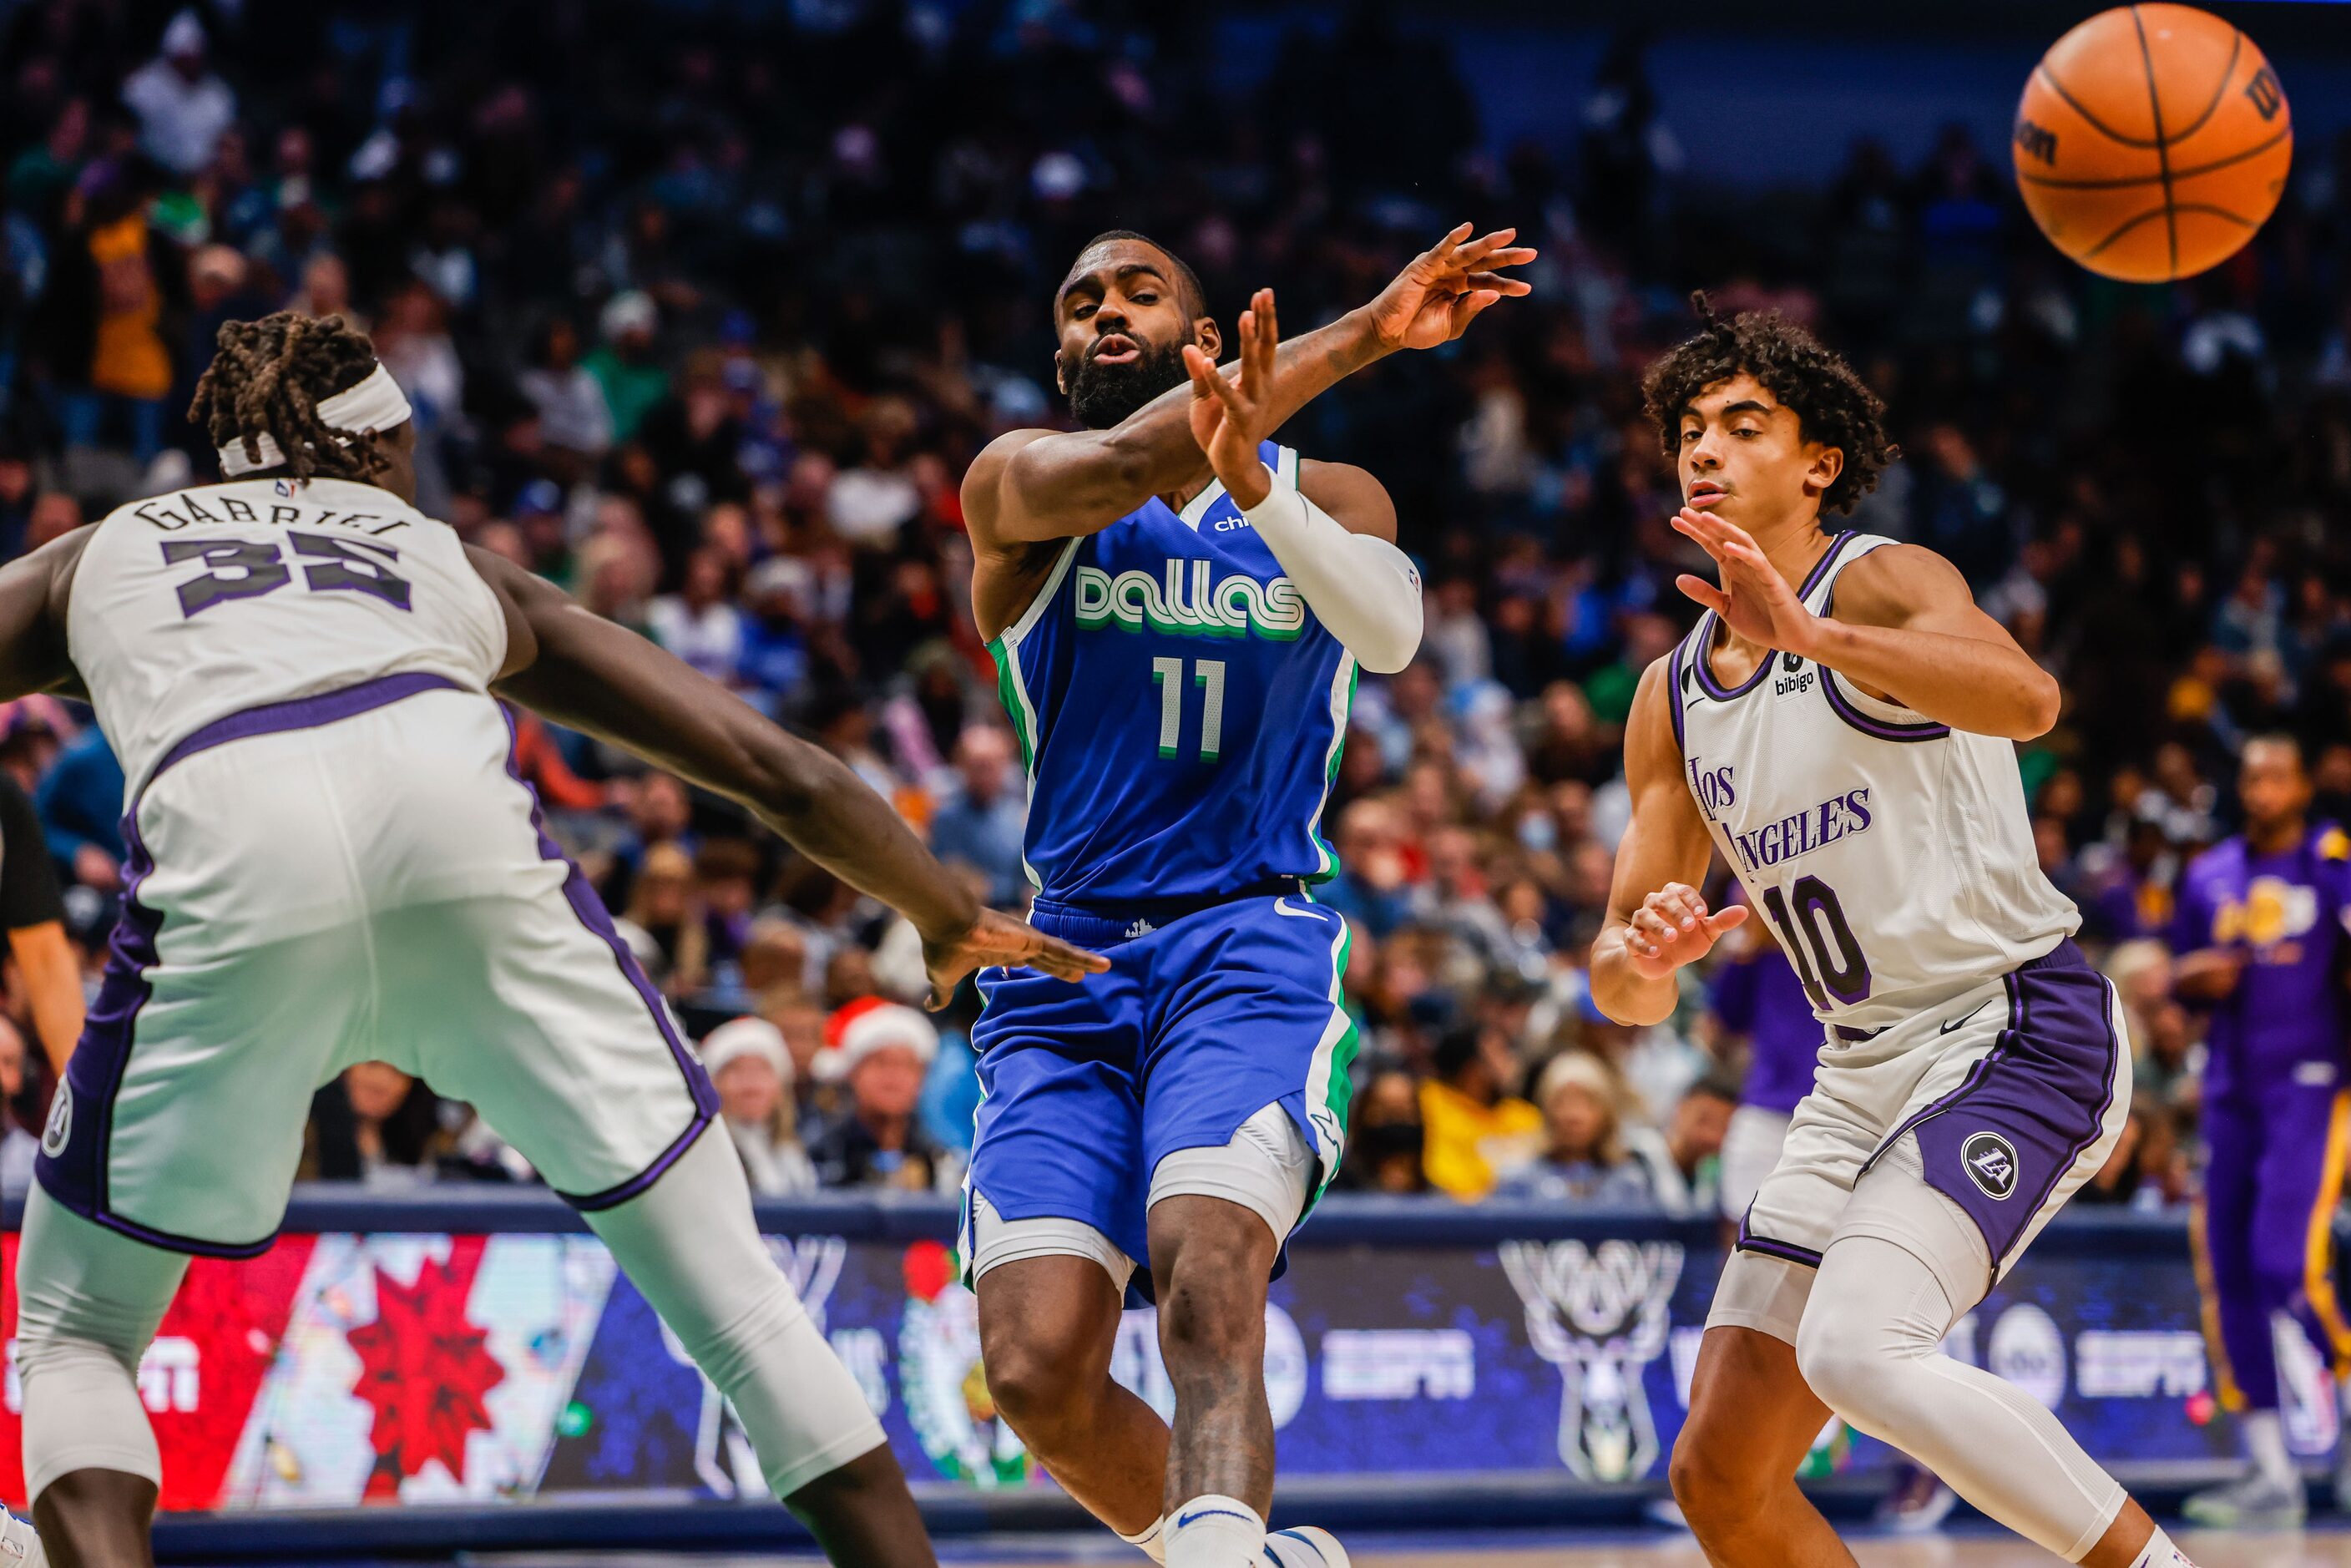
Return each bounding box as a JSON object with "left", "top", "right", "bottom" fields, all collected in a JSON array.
[{"left": 2014, "top": 3, "right": 2291, "bottom": 282}]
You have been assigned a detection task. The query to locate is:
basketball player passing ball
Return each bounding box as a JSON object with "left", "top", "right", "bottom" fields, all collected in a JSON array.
[{"left": 1593, "top": 299, "right": 2195, "bottom": 1568}]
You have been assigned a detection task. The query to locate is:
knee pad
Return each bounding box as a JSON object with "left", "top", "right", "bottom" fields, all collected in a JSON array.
[
  {"left": 1147, "top": 1101, "right": 1316, "bottom": 1246},
  {"left": 1795, "top": 1235, "right": 1956, "bottom": 1434},
  {"left": 19, "top": 1335, "right": 164, "bottom": 1501}
]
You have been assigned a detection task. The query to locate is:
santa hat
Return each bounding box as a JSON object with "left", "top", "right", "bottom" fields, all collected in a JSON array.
[
  {"left": 700, "top": 1016, "right": 791, "bottom": 1085},
  {"left": 816, "top": 996, "right": 938, "bottom": 1082}
]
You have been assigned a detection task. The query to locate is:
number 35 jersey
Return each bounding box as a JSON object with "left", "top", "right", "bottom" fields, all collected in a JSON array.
[
  {"left": 1670, "top": 531, "right": 2077, "bottom": 1034},
  {"left": 989, "top": 443, "right": 1357, "bottom": 907},
  {"left": 69, "top": 478, "right": 507, "bottom": 794}
]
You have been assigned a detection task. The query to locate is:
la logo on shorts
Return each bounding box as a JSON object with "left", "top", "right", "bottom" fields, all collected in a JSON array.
[
  {"left": 1961, "top": 1130, "right": 2017, "bottom": 1201},
  {"left": 41, "top": 1080, "right": 70, "bottom": 1157}
]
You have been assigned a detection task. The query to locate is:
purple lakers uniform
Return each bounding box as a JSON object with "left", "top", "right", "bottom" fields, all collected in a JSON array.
[
  {"left": 1709, "top": 938, "right": 1825, "bottom": 1216},
  {"left": 2174, "top": 824, "right": 2351, "bottom": 1416}
]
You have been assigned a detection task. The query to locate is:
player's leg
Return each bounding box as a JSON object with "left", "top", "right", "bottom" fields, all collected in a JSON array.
[
  {"left": 1673, "top": 1049, "right": 1905, "bottom": 1562},
  {"left": 1796, "top": 1148, "right": 2191, "bottom": 1567},
  {"left": 574, "top": 1123, "right": 929, "bottom": 1564},
  {"left": 973, "top": 1248, "right": 1169, "bottom": 1540},
  {"left": 1135, "top": 893, "right": 1361, "bottom": 1568},
  {"left": 1145, "top": 1174, "right": 1287, "bottom": 1566},
  {"left": 1671, "top": 1281, "right": 1854, "bottom": 1565},
  {"left": 2184, "top": 1090, "right": 2303, "bottom": 1523},
  {"left": 23, "top": 820, "right": 363, "bottom": 1568},
  {"left": 962, "top": 930, "right": 1240, "bottom": 1561},
  {"left": 389, "top": 876, "right": 929, "bottom": 1567},
  {"left": 14, "top": 1186, "right": 190, "bottom": 1568}
]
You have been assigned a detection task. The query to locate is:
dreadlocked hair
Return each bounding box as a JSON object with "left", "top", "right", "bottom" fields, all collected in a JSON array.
[
  {"left": 188, "top": 312, "right": 389, "bottom": 482},
  {"left": 1640, "top": 292, "right": 1897, "bottom": 516}
]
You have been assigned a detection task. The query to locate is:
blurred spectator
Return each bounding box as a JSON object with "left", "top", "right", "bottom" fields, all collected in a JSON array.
[
  {"left": 648, "top": 546, "right": 746, "bottom": 683},
  {"left": 584, "top": 291, "right": 668, "bottom": 446},
  {"left": 928, "top": 726, "right": 1029, "bottom": 906},
  {"left": 43, "top": 169, "right": 185, "bottom": 467},
  {"left": 1490, "top": 1051, "right": 1651, "bottom": 1204},
  {"left": 624, "top": 842, "right": 708, "bottom": 994},
  {"left": 1418, "top": 1024, "right": 1543, "bottom": 1200},
  {"left": 518, "top": 316, "right": 613, "bottom": 474},
  {"left": 0, "top": 1016, "right": 38, "bottom": 1193},
  {"left": 1625, "top": 1076, "right": 1736, "bottom": 1216},
  {"left": 1334, "top": 1068, "right": 1430, "bottom": 1194},
  {"left": 809, "top": 998, "right": 948, "bottom": 1191},
  {"left": 121, "top": 13, "right": 235, "bottom": 179},
  {"left": 36, "top": 724, "right": 124, "bottom": 893},
  {"left": 309, "top": 1063, "right": 440, "bottom": 1186},
  {"left": 702, "top": 1015, "right": 817, "bottom": 1196}
]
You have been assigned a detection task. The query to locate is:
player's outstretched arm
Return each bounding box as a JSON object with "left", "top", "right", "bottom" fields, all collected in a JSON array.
[
  {"left": 1671, "top": 511, "right": 2061, "bottom": 741},
  {"left": 1590, "top": 659, "right": 1747, "bottom": 1027},
  {"left": 963, "top": 224, "right": 1534, "bottom": 549},
  {"left": 472, "top": 550, "right": 1107, "bottom": 1004}
]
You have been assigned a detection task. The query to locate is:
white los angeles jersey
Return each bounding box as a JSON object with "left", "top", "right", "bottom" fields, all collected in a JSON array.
[
  {"left": 1671, "top": 531, "right": 2077, "bottom": 1034},
  {"left": 69, "top": 478, "right": 507, "bottom": 792}
]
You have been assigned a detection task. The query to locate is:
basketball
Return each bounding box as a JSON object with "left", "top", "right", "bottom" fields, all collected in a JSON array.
[{"left": 2014, "top": 3, "right": 2291, "bottom": 282}]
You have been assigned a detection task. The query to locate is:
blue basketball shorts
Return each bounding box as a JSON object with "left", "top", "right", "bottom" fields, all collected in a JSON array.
[{"left": 963, "top": 885, "right": 1358, "bottom": 1295}]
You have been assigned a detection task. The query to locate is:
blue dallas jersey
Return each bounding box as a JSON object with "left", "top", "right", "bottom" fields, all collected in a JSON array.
[{"left": 988, "top": 442, "right": 1356, "bottom": 907}]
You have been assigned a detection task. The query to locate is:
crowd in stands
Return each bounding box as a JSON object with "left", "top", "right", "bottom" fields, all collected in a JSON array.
[{"left": 2, "top": 0, "right": 2349, "bottom": 1210}]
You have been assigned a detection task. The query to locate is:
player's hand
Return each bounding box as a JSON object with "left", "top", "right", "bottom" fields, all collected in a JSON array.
[
  {"left": 1184, "top": 288, "right": 1282, "bottom": 509},
  {"left": 920, "top": 907, "right": 1110, "bottom": 1009},
  {"left": 1363, "top": 224, "right": 1537, "bottom": 352},
  {"left": 1621, "top": 883, "right": 1747, "bottom": 981},
  {"left": 1671, "top": 506, "right": 1822, "bottom": 656}
]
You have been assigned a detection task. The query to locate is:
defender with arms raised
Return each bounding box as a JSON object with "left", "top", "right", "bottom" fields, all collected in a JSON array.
[{"left": 1594, "top": 301, "right": 2192, "bottom": 1568}]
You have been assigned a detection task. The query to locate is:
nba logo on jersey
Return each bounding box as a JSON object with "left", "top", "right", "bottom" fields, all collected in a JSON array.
[{"left": 1961, "top": 1130, "right": 2019, "bottom": 1201}]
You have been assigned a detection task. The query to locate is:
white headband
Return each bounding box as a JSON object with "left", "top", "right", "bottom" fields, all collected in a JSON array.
[{"left": 216, "top": 364, "right": 413, "bottom": 478}]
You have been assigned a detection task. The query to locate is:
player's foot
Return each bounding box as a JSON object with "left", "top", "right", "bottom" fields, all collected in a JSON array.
[
  {"left": 0, "top": 1506, "right": 44, "bottom": 1567},
  {"left": 2182, "top": 1466, "right": 2306, "bottom": 1529},
  {"left": 1873, "top": 1465, "right": 1959, "bottom": 1533},
  {"left": 1261, "top": 1525, "right": 1348, "bottom": 1567}
]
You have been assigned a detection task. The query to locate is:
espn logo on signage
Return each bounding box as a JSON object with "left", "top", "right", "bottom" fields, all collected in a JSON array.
[
  {"left": 5, "top": 1335, "right": 200, "bottom": 1414},
  {"left": 1320, "top": 1329, "right": 1475, "bottom": 1401}
]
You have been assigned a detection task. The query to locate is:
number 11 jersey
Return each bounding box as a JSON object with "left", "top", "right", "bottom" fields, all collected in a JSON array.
[
  {"left": 70, "top": 478, "right": 508, "bottom": 796},
  {"left": 1669, "top": 531, "right": 2077, "bottom": 1034},
  {"left": 989, "top": 442, "right": 1357, "bottom": 908}
]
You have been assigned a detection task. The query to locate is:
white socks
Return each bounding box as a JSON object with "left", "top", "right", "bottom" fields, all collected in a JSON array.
[
  {"left": 2242, "top": 1409, "right": 2296, "bottom": 1487},
  {"left": 1165, "top": 1495, "right": 1266, "bottom": 1568},
  {"left": 2131, "top": 1525, "right": 2196, "bottom": 1567},
  {"left": 1120, "top": 1516, "right": 1168, "bottom": 1565}
]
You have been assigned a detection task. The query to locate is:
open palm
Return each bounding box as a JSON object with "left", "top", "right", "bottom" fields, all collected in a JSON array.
[
  {"left": 1185, "top": 288, "right": 1282, "bottom": 506},
  {"left": 1670, "top": 507, "right": 1819, "bottom": 654},
  {"left": 1365, "top": 224, "right": 1539, "bottom": 350}
]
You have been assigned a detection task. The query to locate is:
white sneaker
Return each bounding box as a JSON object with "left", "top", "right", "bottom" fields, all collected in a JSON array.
[
  {"left": 0, "top": 1507, "right": 44, "bottom": 1568},
  {"left": 1261, "top": 1526, "right": 1348, "bottom": 1568}
]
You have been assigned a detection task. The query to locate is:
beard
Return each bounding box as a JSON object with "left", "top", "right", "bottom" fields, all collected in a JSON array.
[{"left": 1061, "top": 337, "right": 1191, "bottom": 429}]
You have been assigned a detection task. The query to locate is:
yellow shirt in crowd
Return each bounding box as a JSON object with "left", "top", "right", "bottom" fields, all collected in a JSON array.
[
  {"left": 88, "top": 214, "right": 172, "bottom": 401},
  {"left": 1417, "top": 1079, "right": 1544, "bottom": 1200}
]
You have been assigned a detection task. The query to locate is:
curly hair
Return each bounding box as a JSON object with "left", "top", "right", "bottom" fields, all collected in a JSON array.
[
  {"left": 1640, "top": 293, "right": 1896, "bottom": 516},
  {"left": 187, "top": 312, "right": 389, "bottom": 482}
]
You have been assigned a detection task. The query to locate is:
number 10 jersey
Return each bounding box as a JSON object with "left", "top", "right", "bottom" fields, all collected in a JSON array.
[
  {"left": 1669, "top": 531, "right": 2077, "bottom": 1035},
  {"left": 71, "top": 478, "right": 508, "bottom": 797}
]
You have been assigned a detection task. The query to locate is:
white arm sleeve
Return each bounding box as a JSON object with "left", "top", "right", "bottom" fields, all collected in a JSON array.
[{"left": 1241, "top": 468, "right": 1423, "bottom": 674}]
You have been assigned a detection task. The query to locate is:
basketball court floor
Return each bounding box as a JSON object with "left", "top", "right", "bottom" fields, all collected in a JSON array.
[{"left": 460, "top": 1525, "right": 2351, "bottom": 1567}]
